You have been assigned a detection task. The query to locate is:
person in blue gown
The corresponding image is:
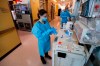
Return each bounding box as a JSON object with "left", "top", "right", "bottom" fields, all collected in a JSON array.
[
  {"left": 60, "top": 6, "right": 71, "bottom": 29},
  {"left": 31, "top": 9, "right": 57, "bottom": 64}
]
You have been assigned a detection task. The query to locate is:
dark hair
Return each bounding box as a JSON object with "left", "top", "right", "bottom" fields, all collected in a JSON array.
[{"left": 38, "top": 9, "right": 47, "bottom": 18}]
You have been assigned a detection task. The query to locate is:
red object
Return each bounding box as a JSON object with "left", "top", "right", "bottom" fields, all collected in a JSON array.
[
  {"left": 19, "top": 0, "right": 22, "bottom": 2},
  {"left": 14, "top": 0, "right": 22, "bottom": 3},
  {"left": 95, "top": 4, "right": 100, "bottom": 10},
  {"left": 58, "top": 42, "right": 62, "bottom": 44}
]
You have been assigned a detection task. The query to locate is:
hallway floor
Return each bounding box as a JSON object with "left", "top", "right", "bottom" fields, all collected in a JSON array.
[{"left": 0, "top": 17, "right": 60, "bottom": 66}]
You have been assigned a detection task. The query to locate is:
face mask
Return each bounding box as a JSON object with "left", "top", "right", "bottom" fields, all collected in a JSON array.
[{"left": 42, "top": 17, "right": 47, "bottom": 24}]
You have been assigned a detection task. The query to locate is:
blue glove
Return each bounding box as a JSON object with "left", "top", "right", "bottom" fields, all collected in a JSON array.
[
  {"left": 65, "top": 30, "right": 69, "bottom": 36},
  {"left": 46, "top": 29, "right": 53, "bottom": 35},
  {"left": 65, "top": 30, "right": 73, "bottom": 36},
  {"left": 51, "top": 27, "right": 57, "bottom": 35}
]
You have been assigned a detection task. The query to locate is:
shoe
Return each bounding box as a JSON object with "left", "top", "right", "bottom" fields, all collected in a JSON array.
[
  {"left": 40, "top": 56, "right": 46, "bottom": 64},
  {"left": 45, "top": 52, "right": 52, "bottom": 59}
]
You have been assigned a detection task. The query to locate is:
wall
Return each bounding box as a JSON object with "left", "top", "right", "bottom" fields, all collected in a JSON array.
[
  {"left": 55, "top": 4, "right": 58, "bottom": 16},
  {"left": 52, "top": 0, "right": 73, "bottom": 16},
  {"left": 38, "top": 0, "right": 52, "bottom": 21},
  {"left": 0, "top": 0, "right": 21, "bottom": 58},
  {"left": 47, "top": 0, "right": 57, "bottom": 21},
  {"left": 47, "top": 0, "right": 52, "bottom": 21},
  {"left": 0, "top": 0, "right": 14, "bottom": 31},
  {"left": 30, "top": 0, "right": 40, "bottom": 22}
]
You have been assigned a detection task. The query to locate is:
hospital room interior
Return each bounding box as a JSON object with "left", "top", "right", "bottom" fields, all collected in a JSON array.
[{"left": 0, "top": 0, "right": 100, "bottom": 66}]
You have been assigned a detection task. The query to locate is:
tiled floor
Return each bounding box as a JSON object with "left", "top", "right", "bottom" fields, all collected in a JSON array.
[{"left": 0, "top": 16, "right": 60, "bottom": 66}]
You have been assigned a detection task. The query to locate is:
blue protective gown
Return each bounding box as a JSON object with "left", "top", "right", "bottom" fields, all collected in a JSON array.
[
  {"left": 65, "top": 9, "right": 71, "bottom": 18},
  {"left": 31, "top": 20, "right": 51, "bottom": 57},
  {"left": 60, "top": 10, "right": 71, "bottom": 23}
]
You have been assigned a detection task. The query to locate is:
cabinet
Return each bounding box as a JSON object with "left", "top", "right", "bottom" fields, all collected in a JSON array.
[{"left": 0, "top": 0, "right": 21, "bottom": 60}]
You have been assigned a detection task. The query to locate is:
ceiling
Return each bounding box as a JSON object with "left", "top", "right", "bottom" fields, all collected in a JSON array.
[{"left": 52, "top": 0, "right": 73, "bottom": 7}]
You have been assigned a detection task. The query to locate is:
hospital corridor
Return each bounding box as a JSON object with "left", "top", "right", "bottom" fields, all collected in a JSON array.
[
  {"left": 0, "top": 16, "right": 60, "bottom": 66},
  {"left": 0, "top": 0, "right": 100, "bottom": 66}
]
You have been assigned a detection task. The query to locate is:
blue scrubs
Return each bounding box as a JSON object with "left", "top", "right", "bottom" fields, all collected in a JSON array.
[
  {"left": 65, "top": 9, "right": 71, "bottom": 18},
  {"left": 60, "top": 10, "right": 71, "bottom": 23},
  {"left": 60, "top": 11, "right": 68, "bottom": 23},
  {"left": 31, "top": 20, "right": 51, "bottom": 57},
  {"left": 60, "top": 10, "right": 71, "bottom": 28}
]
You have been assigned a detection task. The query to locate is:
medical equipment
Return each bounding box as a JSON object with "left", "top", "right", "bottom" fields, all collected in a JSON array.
[
  {"left": 65, "top": 30, "right": 73, "bottom": 37},
  {"left": 74, "top": 16, "right": 100, "bottom": 65},
  {"left": 14, "top": 4, "right": 33, "bottom": 31},
  {"left": 72, "top": 0, "right": 80, "bottom": 17},
  {"left": 52, "top": 33, "right": 86, "bottom": 66},
  {"left": 65, "top": 21, "right": 73, "bottom": 30},
  {"left": 74, "top": 18, "right": 100, "bottom": 45},
  {"left": 74, "top": 21, "right": 89, "bottom": 44},
  {"left": 56, "top": 29, "right": 74, "bottom": 41},
  {"left": 53, "top": 30, "right": 100, "bottom": 66},
  {"left": 71, "top": 0, "right": 100, "bottom": 65},
  {"left": 52, "top": 29, "right": 87, "bottom": 66},
  {"left": 81, "top": 0, "right": 100, "bottom": 17}
]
